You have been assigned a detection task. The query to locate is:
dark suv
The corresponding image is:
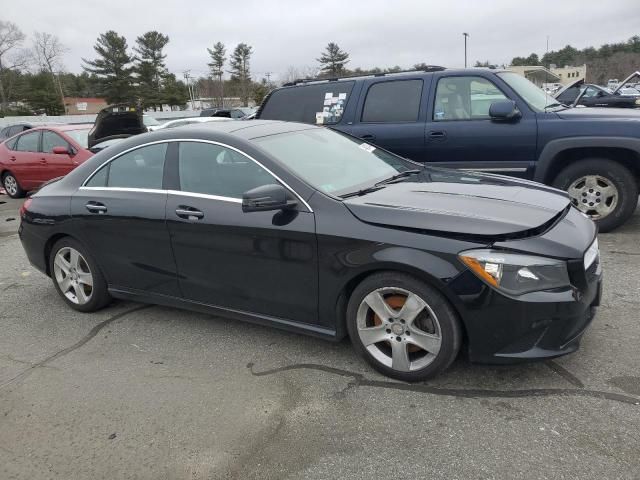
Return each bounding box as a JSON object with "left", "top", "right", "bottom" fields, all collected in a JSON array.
[{"left": 257, "top": 68, "right": 640, "bottom": 231}]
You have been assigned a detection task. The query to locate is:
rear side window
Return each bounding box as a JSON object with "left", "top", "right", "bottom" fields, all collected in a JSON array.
[
  {"left": 14, "top": 131, "right": 40, "bottom": 152},
  {"left": 361, "top": 80, "right": 423, "bottom": 123},
  {"left": 259, "top": 81, "right": 354, "bottom": 125},
  {"left": 85, "top": 143, "right": 167, "bottom": 189}
]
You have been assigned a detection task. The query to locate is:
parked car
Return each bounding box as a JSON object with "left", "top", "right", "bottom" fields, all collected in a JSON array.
[
  {"left": 143, "top": 114, "right": 162, "bottom": 131},
  {"left": 0, "top": 124, "right": 94, "bottom": 198},
  {"left": 554, "top": 81, "right": 640, "bottom": 108},
  {"left": 157, "top": 117, "right": 231, "bottom": 129},
  {"left": 199, "top": 108, "right": 247, "bottom": 119},
  {"left": 88, "top": 104, "right": 147, "bottom": 148},
  {"left": 257, "top": 67, "right": 640, "bottom": 231},
  {"left": 19, "top": 121, "right": 601, "bottom": 381}
]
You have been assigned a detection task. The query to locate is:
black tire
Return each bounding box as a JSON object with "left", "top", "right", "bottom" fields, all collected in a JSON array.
[
  {"left": 48, "top": 237, "right": 111, "bottom": 312},
  {"left": 2, "top": 171, "right": 26, "bottom": 199},
  {"left": 552, "top": 158, "right": 638, "bottom": 232},
  {"left": 346, "top": 272, "right": 462, "bottom": 382}
]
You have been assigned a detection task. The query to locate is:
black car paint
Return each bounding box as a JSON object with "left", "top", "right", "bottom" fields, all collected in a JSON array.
[{"left": 19, "top": 121, "right": 601, "bottom": 364}]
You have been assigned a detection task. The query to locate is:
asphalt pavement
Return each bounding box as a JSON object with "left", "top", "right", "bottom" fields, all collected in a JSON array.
[{"left": 1, "top": 195, "right": 639, "bottom": 479}]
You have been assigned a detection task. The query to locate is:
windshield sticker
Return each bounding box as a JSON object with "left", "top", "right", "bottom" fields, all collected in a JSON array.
[
  {"left": 315, "top": 112, "right": 324, "bottom": 124},
  {"left": 359, "top": 143, "right": 376, "bottom": 153}
]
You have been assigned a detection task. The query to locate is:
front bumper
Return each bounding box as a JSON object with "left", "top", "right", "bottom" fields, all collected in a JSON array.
[{"left": 449, "top": 253, "right": 602, "bottom": 365}]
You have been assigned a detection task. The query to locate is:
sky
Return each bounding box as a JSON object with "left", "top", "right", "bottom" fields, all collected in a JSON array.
[{"left": 3, "top": 0, "right": 640, "bottom": 81}]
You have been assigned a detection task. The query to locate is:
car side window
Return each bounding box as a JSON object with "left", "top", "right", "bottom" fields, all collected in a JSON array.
[
  {"left": 178, "top": 142, "right": 276, "bottom": 199},
  {"left": 85, "top": 143, "right": 167, "bottom": 189},
  {"left": 14, "top": 131, "right": 40, "bottom": 152},
  {"left": 433, "top": 76, "right": 508, "bottom": 121},
  {"left": 361, "top": 79, "right": 423, "bottom": 123},
  {"left": 42, "top": 130, "right": 68, "bottom": 153},
  {"left": 583, "top": 86, "right": 600, "bottom": 98},
  {"left": 231, "top": 110, "right": 244, "bottom": 119}
]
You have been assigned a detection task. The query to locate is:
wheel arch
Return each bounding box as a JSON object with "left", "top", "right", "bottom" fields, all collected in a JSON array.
[
  {"left": 43, "top": 233, "right": 83, "bottom": 276},
  {"left": 535, "top": 137, "right": 640, "bottom": 186}
]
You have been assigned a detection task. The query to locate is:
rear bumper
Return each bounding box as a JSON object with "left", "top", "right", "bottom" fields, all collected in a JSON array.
[{"left": 18, "top": 220, "right": 48, "bottom": 275}]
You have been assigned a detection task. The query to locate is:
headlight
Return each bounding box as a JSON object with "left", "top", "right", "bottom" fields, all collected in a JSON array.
[
  {"left": 459, "top": 250, "right": 570, "bottom": 295},
  {"left": 635, "top": 98, "right": 640, "bottom": 105}
]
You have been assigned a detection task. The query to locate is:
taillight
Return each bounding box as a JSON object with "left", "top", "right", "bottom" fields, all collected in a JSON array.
[{"left": 19, "top": 198, "right": 32, "bottom": 217}]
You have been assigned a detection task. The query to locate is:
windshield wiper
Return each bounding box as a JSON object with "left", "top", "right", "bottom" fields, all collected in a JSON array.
[
  {"left": 340, "top": 185, "right": 387, "bottom": 199},
  {"left": 375, "top": 169, "right": 422, "bottom": 186}
]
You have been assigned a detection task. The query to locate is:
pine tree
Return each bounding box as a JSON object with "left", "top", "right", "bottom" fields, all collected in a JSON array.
[
  {"left": 134, "top": 31, "right": 169, "bottom": 110},
  {"left": 82, "top": 31, "right": 135, "bottom": 104},
  {"left": 207, "top": 41, "right": 226, "bottom": 106},
  {"left": 317, "top": 42, "right": 349, "bottom": 77},
  {"left": 228, "top": 43, "right": 252, "bottom": 106}
]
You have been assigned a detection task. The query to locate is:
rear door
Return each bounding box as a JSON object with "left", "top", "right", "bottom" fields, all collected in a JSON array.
[
  {"left": 10, "top": 130, "right": 42, "bottom": 189},
  {"left": 71, "top": 141, "right": 179, "bottom": 296},
  {"left": 423, "top": 73, "right": 537, "bottom": 176},
  {"left": 349, "top": 78, "right": 429, "bottom": 162}
]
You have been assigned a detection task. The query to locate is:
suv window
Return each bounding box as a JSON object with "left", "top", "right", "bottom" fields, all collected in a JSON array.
[
  {"left": 86, "top": 143, "right": 167, "bottom": 189},
  {"left": 14, "top": 131, "right": 40, "bottom": 152},
  {"left": 42, "top": 130, "right": 68, "bottom": 153},
  {"left": 259, "top": 81, "right": 355, "bottom": 125},
  {"left": 434, "top": 76, "right": 508, "bottom": 121},
  {"left": 178, "top": 142, "right": 275, "bottom": 199},
  {"left": 361, "top": 80, "right": 423, "bottom": 123}
]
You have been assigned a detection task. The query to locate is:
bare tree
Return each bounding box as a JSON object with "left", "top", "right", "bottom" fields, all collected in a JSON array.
[
  {"left": 280, "top": 65, "right": 319, "bottom": 85},
  {"left": 33, "top": 31, "right": 67, "bottom": 113},
  {"left": 0, "top": 21, "right": 26, "bottom": 112}
]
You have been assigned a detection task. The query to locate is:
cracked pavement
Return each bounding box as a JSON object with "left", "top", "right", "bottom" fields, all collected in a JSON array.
[{"left": 0, "top": 196, "right": 639, "bottom": 479}]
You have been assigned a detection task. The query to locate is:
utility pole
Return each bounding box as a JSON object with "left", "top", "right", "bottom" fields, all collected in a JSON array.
[
  {"left": 264, "top": 72, "right": 272, "bottom": 85},
  {"left": 183, "top": 70, "right": 195, "bottom": 110},
  {"left": 463, "top": 33, "right": 470, "bottom": 68}
]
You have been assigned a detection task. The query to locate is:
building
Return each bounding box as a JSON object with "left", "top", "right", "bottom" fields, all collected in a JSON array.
[
  {"left": 507, "top": 64, "right": 587, "bottom": 86},
  {"left": 63, "top": 97, "right": 108, "bottom": 115}
]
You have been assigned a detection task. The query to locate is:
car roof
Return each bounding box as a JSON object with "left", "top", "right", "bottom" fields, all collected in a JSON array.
[
  {"left": 179, "top": 120, "right": 315, "bottom": 140},
  {"left": 30, "top": 124, "right": 93, "bottom": 132}
]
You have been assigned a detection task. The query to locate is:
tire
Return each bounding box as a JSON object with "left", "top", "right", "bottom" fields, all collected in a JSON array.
[
  {"left": 48, "top": 237, "right": 111, "bottom": 312},
  {"left": 2, "top": 171, "right": 25, "bottom": 199},
  {"left": 552, "top": 158, "right": 638, "bottom": 233},
  {"left": 346, "top": 272, "right": 462, "bottom": 382}
]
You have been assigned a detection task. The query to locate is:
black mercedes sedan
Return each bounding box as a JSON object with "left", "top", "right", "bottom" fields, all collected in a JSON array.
[{"left": 18, "top": 121, "right": 602, "bottom": 381}]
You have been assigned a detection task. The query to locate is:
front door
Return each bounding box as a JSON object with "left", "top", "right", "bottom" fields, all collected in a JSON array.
[
  {"left": 165, "top": 140, "right": 318, "bottom": 324},
  {"left": 70, "top": 141, "right": 179, "bottom": 296},
  {"left": 424, "top": 74, "right": 537, "bottom": 177},
  {"left": 40, "top": 129, "right": 76, "bottom": 181}
]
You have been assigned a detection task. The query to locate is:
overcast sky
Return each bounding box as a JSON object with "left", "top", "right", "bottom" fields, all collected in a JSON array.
[{"left": 3, "top": 0, "right": 640, "bottom": 81}]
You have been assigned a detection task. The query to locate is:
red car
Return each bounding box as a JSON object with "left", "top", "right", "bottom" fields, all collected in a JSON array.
[{"left": 0, "top": 124, "right": 94, "bottom": 198}]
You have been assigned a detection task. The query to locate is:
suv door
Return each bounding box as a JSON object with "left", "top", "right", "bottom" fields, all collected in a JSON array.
[
  {"left": 350, "top": 78, "right": 430, "bottom": 161},
  {"left": 71, "top": 142, "right": 179, "bottom": 296},
  {"left": 10, "top": 130, "right": 42, "bottom": 189},
  {"left": 424, "top": 74, "right": 537, "bottom": 176},
  {"left": 165, "top": 140, "right": 318, "bottom": 324}
]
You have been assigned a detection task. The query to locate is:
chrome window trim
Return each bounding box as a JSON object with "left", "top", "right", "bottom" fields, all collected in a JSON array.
[
  {"left": 81, "top": 138, "right": 313, "bottom": 212},
  {"left": 167, "top": 190, "right": 242, "bottom": 204},
  {"left": 79, "top": 187, "right": 167, "bottom": 194}
]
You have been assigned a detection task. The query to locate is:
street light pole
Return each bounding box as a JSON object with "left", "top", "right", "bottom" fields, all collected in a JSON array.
[{"left": 463, "top": 32, "right": 469, "bottom": 68}]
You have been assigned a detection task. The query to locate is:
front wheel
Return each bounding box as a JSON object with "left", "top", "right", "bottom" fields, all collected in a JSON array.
[
  {"left": 552, "top": 159, "right": 638, "bottom": 232},
  {"left": 2, "top": 172, "right": 25, "bottom": 198},
  {"left": 346, "top": 272, "right": 462, "bottom": 382}
]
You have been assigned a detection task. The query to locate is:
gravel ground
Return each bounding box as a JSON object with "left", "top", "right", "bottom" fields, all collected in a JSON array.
[{"left": 0, "top": 195, "right": 639, "bottom": 480}]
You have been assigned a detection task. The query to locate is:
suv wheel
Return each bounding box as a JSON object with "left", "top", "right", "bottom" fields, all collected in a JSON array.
[
  {"left": 553, "top": 159, "right": 638, "bottom": 232},
  {"left": 346, "top": 272, "right": 462, "bottom": 382},
  {"left": 2, "top": 172, "right": 25, "bottom": 199}
]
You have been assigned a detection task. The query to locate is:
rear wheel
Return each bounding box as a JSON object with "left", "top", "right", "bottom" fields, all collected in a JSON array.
[
  {"left": 49, "top": 237, "right": 111, "bottom": 312},
  {"left": 346, "top": 272, "right": 462, "bottom": 382},
  {"left": 2, "top": 172, "right": 25, "bottom": 198},
  {"left": 552, "top": 159, "right": 638, "bottom": 232}
]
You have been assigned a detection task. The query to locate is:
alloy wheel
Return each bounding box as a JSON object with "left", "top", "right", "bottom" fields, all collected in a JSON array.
[
  {"left": 3, "top": 175, "right": 18, "bottom": 197},
  {"left": 356, "top": 287, "right": 442, "bottom": 372},
  {"left": 53, "top": 247, "right": 94, "bottom": 304},
  {"left": 567, "top": 175, "right": 618, "bottom": 219}
]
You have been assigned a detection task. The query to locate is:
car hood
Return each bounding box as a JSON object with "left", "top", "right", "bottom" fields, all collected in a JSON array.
[
  {"left": 554, "top": 106, "right": 640, "bottom": 119},
  {"left": 343, "top": 170, "right": 571, "bottom": 237}
]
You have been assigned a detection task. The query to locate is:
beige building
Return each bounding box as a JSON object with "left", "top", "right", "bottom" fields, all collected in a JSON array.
[
  {"left": 63, "top": 97, "right": 108, "bottom": 115},
  {"left": 507, "top": 64, "right": 587, "bottom": 86}
]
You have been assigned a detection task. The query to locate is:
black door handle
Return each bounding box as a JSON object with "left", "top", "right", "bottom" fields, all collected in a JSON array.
[
  {"left": 86, "top": 201, "right": 107, "bottom": 214},
  {"left": 175, "top": 206, "right": 204, "bottom": 220},
  {"left": 428, "top": 130, "right": 447, "bottom": 139},
  {"left": 360, "top": 134, "right": 376, "bottom": 141}
]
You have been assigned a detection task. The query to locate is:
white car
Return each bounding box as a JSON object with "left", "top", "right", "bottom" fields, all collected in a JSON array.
[{"left": 157, "top": 117, "right": 232, "bottom": 130}]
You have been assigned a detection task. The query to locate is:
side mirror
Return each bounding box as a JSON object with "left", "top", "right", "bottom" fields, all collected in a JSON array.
[
  {"left": 52, "top": 146, "right": 70, "bottom": 155},
  {"left": 489, "top": 99, "right": 521, "bottom": 122},
  {"left": 242, "top": 184, "right": 297, "bottom": 212}
]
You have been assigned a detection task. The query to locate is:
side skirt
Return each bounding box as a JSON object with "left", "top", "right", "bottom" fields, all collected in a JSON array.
[{"left": 108, "top": 287, "right": 339, "bottom": 341}]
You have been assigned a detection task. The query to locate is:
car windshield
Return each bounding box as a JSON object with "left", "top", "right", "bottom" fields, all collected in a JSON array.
[
  {"left": 65, "top": 128, "right": 90, "bottom": 148},
  {"left": 143, "top": 115, "right": 160, "bottom": 126},
  {"left": 497, "top": 72, "right": 560, "bottom": 111},
  {"left": 253, "top": 128, "right": 415, "bottom": 196}
]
